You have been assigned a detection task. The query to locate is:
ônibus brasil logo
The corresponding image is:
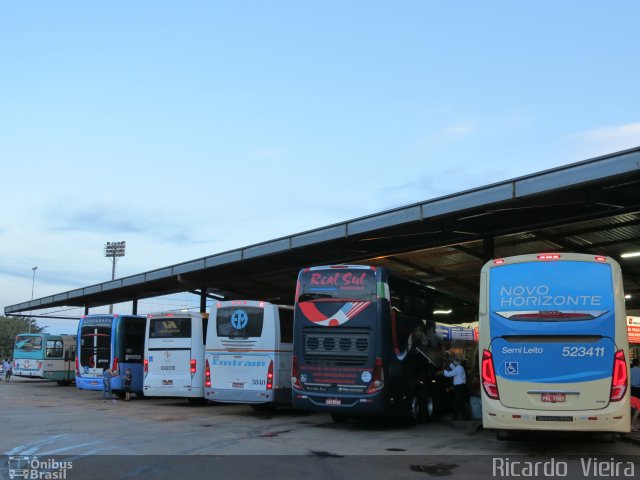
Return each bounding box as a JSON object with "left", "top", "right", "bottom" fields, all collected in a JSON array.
[{"left": 8, "top": 456, "right": 73, "bottom": 479}]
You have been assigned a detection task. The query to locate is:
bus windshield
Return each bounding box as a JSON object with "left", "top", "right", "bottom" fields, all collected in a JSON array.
[
  {"left": 80, "top": 319, "right": 112, "bottom": 370},
  {"left": 149, "top": 317, "right": 192, "bottom": 338},
  {"left": 216, "top": 306, "right": 264, "bottom": 338},
  {"left": 297, "top": 267, "right": 378, "bottom": 303},
  {"left": 15, "top": 335, "right": 43, "bottom": 352}
]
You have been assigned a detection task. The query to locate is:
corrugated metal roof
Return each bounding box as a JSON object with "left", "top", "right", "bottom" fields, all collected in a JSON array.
[{"left": 5, "top": 146, "right": 640, "bottom": 319}]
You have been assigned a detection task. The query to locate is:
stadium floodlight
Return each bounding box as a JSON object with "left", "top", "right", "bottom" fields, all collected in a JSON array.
[{"left": 105, "top": 241, "right": 126, "bottom": 313}]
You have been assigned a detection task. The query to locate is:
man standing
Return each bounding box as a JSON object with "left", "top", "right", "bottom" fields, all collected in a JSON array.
[
  {"left": 102, "top": 367, "right": 117, "bottom": 403},
  {"left": 443, "top": 355, "right": 469, "bottom": 420}
]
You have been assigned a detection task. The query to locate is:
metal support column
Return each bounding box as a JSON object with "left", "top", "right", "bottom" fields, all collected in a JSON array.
[
  {"left": 482, "top": 236, "right": 495, "bottom": 263},
  {"left": 200, "top": 289, "right": 207, "bottom": 313},
  {"left": 132, "top": 299, "right": 138, "bottom": 315}
]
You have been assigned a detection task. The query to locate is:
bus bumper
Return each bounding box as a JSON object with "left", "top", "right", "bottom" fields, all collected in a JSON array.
[
  {"left": 205, "top": 388, "right": 288, "bottom": 404},
  {"left": 482, "top": 399, "right": 631, "bottom": 433},
  {"left": 142, "top": 386, "right": 204, "bottom": 398},
  {"left": 292, "top": 390, "right": 389, "bottom": 415},
  {"left": 75, "top": 377, "right": 103, "bottom": 391}
]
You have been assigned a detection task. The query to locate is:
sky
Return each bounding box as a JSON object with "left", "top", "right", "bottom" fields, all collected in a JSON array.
[{"left": 1, "top": 1, "right": 640, "bottom": 335}]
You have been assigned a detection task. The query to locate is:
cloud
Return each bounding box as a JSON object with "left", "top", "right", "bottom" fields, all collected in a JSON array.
[
  {"left": 572, "top": 122, "right": 640, "bottom": 155},
  {"left": 443, "top": 122, "right": 477, "bottom": 136}
]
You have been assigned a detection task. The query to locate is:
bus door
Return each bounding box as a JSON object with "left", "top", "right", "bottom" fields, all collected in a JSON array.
[
  {"left": 486, "top": 260, "right": 621, "bottom": 412},
  {"left": 63, "top": 343, "right": 75, "bottom": 382},
  {"left": 208, "top": 301, "right": 276, "bottom": 399}
]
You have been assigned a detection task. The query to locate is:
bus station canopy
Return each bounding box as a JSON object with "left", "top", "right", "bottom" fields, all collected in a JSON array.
[{"left": 5, "top": 147, "right": 640, "bottom": 320}]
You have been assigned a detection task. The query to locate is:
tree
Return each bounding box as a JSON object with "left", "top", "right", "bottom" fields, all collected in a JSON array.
[{"left": 0, "top": 316, "right": 44, "bottom": 359}]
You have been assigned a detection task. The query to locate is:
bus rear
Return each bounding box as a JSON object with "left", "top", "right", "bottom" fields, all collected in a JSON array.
[
  {"left": 292, "top": 265, "right": 388, "bottom": 417},
  {"left": 144, "top": 312, "right": 206, "bottom": 399},
  {"left": 479, "top": 253, "right": 630, "bottom": 434},
  {"left": 204, "top": 301, "right": 293, "bottom": 405},
  {"left": 13, "top": 334, "right": 46, "bottom": 378},
  {"left": 76, "top": 315, "right": 114, "bottom": 390}
]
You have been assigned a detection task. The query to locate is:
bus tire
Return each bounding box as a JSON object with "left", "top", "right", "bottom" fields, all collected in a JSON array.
[
  {"left": 496, "top": 430, "right": 515, "bottom": 441},
  {"left": 422, "top": 393, "right": 436, "bottom": 422},
  {"left": 56, "top": 380, "right": 71, "bottom": 386},
  {"left": 331, "top": 413, "right": 349, "bottom": 424},
  {"left": 404, "top": 395, "right": 421, "bottom": 425},
  {"left": 187, "top": 398, "right": 206, "bottom": 405}
]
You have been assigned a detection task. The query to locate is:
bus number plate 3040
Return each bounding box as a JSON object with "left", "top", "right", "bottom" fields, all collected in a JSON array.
[
  {"left": 541, "top": 393, "right": 565, "bottom": 403},
  {"left": 325, "top": 398, "right": 341, "bottom": 405}
]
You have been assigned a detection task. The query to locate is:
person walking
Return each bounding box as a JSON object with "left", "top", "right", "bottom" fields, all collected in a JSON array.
[
  {"left": 3, "top": 359, "right": 12, "bottom": 383},
  {"left": 102, "top": 367, "right": 117, "bottom": 403},
  {"left": 443, "top": 355, "right": 469, "bottom": 420}
]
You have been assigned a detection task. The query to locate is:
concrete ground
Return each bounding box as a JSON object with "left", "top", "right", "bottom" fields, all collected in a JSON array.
[{"left": 1, "top": 378, "right": 638, "bottom": 479}]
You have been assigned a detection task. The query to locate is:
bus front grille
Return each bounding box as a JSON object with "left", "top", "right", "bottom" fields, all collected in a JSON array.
[{"left": 302, "top": 327, "right": 370, "bottom": 366}]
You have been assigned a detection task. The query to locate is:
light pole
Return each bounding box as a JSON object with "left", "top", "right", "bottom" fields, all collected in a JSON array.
[
  {"left": 104, "top": 241, "right": 126, "bottom": 314},
  {"left": 29, "top": 266, "right": 38, "bottom": 333}
]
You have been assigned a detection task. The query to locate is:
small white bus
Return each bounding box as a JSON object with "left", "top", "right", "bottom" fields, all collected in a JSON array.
[
  {"left": 143, "top": 311, "right": 207, "bottom": 402},
  {"left": 204, "top": 300, "right": 293, "bottom": 407}
]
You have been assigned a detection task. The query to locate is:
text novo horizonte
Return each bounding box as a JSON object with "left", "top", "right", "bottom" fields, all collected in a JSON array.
[{"left": 499, "top": 285, "right": 602, "bottom": 308}]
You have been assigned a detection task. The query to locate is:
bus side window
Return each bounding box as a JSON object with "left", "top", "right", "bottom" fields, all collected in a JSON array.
[
  {"left": 46, "top": 340, "right": 63, "bottom": 358},
  {"left": 279, "top": 308, "right": 294, "bottom": 344}
]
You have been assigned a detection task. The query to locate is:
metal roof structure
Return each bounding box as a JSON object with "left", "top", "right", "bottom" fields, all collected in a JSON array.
[{"left": 5, "top": 147, "right": 640, "bottom": 321}]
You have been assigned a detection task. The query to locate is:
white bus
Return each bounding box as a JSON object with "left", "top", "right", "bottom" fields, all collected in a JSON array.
[
  {"left": 479, "top": 253, "right": 630, "bottom": 440},
  {"left": 204, "top": 300, "right": 293, "bottom": 408},
  {"left": 143, "top": 311, "right": 207, "bottom": 402}
]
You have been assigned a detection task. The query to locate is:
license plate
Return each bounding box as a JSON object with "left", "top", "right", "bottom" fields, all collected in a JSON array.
[
  {"left": 232, "top": 382, "right": 245, "bottom": 388},
  {"left": 325, "top": 398, "right": 341, "bottom": 406},
  {"left": 163, "top": 380, "right": 173, "bottom": 385},
  {"left": 541, "top": 393, "right": 566, "bottom": 403},
  {"left": 89, "top": 381, "right": 98, "bottom": 386}
]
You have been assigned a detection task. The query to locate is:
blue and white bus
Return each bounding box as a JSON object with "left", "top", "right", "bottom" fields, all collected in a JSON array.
[
  {"left": 479, "top": 253, "right": 630, "bottom": 439},
  {"left": 204, "top": 300, "right": 293, "bottom": 408},
  {"left": 13, "top": 333, "right": 76, "bottom": 384},
  {"left": 76, "top": 314, "right": 146, "bottom": 396}
]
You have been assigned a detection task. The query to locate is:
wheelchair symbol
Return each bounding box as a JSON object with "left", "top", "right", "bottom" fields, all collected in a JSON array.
[
  {"left": 231, "top": 310, "right": 249, "bottom": 330},
  {"left": 505, "top": 362, "right": 519, "bottom": 375}
]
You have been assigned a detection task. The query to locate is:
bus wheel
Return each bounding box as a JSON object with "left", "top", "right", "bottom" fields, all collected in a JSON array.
[
  {"left": 496, "top": 430, "right": 515, "bottom": 441},
  {"left": 422, "top": 393, "right": 436, "bottom": 422},
  {"left": 56, "top": 380, "right": 71, "bottom": 386},
  {"left": 331, "top": 413, "right": 349, "bottom": 424},
  {"left": 187, "top": 398, "right": 206, "bottom": 405},
  {"left": 405, "top": 396, "right": 421, "bottom": 425}
]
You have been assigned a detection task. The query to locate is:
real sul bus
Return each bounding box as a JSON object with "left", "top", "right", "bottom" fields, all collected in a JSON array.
[
  {"left": 13, "top": 333, "right": 76, "bottom": 384},
  {"left": 76, "top": 314, "right": 146, "bottom": 397},
  {"left": 292, "top": 264, "right": 448, "bottom": 423},
  {"left": 479, "top": 253, "right": 630, "bottom": 439}
]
